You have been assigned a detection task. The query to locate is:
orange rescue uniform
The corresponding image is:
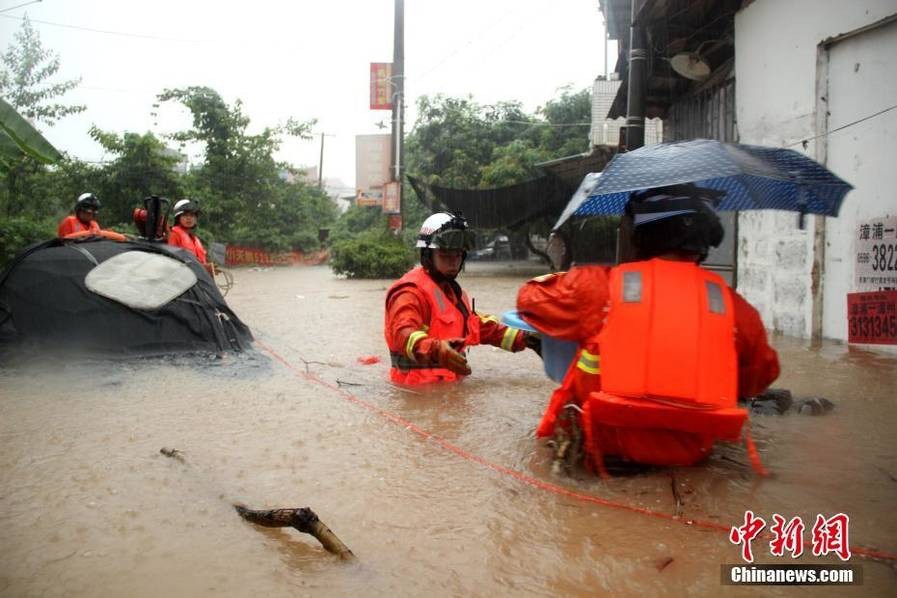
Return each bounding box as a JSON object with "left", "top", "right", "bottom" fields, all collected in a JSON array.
[
  {"left": 385, "top": 266, "right": 528, "bottom": 385},
  {"left": 517, "top": 259, "right": 780, "bottom": 471},
  {"left": 57, "top": 215, "right": 100, "bottom": 238},
  {"left": 168, "top": 225, "right": 208, "bottom": 264}
]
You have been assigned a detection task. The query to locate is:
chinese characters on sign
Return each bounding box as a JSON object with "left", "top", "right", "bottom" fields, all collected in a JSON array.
[
  {"left": 730, "top": 511, "right": 851, "bottom": 563},
  {"left": 370, "top": 62, "right": 393, "bottom": 110},
  {"left": 855, "top": 215, "right": 897, "bottom": 289},
  {"left": 846, "top": 291, "right": 897, "bottom": 344},
  {"left": 383, "top": 181, "right": 400, "bottom": 214},
  {"left": 356, "top": 134, "right": 391, "bottom": 203}
]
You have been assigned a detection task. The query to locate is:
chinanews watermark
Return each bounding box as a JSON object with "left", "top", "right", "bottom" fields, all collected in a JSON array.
[{"left": 723, "top": 511, "right": 862, "bottom": 586}]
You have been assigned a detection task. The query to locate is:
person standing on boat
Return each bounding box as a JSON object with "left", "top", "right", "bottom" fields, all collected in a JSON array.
[
  {"left": 167, "top": 199, "right": 211, "bottom": 274},
  {"left": 57, "top": 193, "right": 102, "bottom": 238}
]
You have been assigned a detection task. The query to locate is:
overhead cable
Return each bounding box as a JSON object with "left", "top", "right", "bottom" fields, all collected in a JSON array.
[
  {"left": 0, "top": 13, "right": 211, "bottom": 43},
  {"left": 785, "top": 103, "right": 897, "bottom": 148}
]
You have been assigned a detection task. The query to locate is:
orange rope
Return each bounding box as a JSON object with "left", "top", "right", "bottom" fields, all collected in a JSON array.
[
  {"left": 744, "top": 420, "right": 769, "bottom": 477},
  {"left": 256, "top": 339, "right": 897, "bottom": 564}
]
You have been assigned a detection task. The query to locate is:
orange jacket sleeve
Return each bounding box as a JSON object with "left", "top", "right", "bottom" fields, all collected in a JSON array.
[
  {"left": 732, "top": 291, "right": 780, "bottom": 398},
  {"left": 385, "top": 286, "right": 441, "bottom": 362},
  {"left": 476, "top": 312, "right": 528, "bottom": 352},
  {"left": 386, "top": 284, "right": 528, "bottom": 360},
  {"left": 57, "top": 216, "right": 101, "bottom": 238},
  {"left": 516, "top": 265, "right": 611, "bottom": 342}
]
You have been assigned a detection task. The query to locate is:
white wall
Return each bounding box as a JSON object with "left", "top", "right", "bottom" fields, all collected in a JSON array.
[
  {"left": 822, "top": 19, "right": 897, "bottom": 345},
  {"left": 734, "top": 0, "right": 897, "bottom": 341}
]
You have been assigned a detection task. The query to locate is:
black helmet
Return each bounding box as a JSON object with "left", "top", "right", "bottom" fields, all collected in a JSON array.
[
  {"left": 627, "top": 184, "right": 725, "bottom": 262},
  {"left": 75, "top": 192, "right": 100, "bottom": 212}
]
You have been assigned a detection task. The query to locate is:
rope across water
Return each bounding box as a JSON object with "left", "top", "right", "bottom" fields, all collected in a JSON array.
[{"left": 256, "top": 339, "right": 897, "bottom": 564}]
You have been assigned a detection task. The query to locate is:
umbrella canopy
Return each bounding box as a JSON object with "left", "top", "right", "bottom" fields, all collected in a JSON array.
[{"left": 555, "top": 139, "right": 853, "bottom": 228}]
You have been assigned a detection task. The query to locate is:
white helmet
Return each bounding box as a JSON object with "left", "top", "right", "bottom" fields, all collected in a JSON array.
[
  {"left": 416, "top": 212, "right": 475, "bottom": 250},
  {"left": 173, "top": 198, "right": 201, "bottom": 220}
]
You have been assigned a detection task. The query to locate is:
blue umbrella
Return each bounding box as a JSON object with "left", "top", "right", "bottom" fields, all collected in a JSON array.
[{"left": 555, "top": 139, "right": 853, "bottom": 228}]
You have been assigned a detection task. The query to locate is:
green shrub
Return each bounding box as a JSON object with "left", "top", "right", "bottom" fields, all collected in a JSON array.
[
  {"left": 330, "top": 231, "right": 413, "bottom": 279},
  {"left": 0, "top": 217, "right": 55, "bottom": 269}
]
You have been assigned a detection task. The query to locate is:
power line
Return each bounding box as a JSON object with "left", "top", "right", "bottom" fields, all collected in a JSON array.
[
  {"left": 0, "top": 0, "right": 42, "bottom": 14},
  {"left": 502, "top": 119, "right": 591, "bottom": 127},
  {"left": 785, "top": 102, "right": 897, "bottom": 148},
  {"left": 413, "top": 8, "right": 523, "bottom": 82},
  {"left": 0, "top": 13, "right": 211, "bottom": 43}
]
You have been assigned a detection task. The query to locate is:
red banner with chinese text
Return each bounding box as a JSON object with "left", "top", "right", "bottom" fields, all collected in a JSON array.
[
  {"left": 225, "top": 246, "right": 329, "bottom": 267},
  {"left": 847, "top": 291, "right": 897, "bottom": 344},
  {"left": 370, "top": 63, "right": 393, "bottom": 110}
]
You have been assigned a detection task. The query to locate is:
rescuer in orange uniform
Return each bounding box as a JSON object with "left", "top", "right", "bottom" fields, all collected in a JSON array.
[
  {"left": 517, "top": 185, "right": 780, "bottom": 474},
  {"left": 385, "top": 212, "right": 539, "bottom": 385},
  {"left": 167, "top": 199, "right": 210, "bottom": 273},
  {"left": 57, "top": 193, "right": 102, "bottom": 238}
]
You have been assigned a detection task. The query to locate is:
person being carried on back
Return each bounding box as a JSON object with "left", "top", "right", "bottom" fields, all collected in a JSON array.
[{"left": 517, "top": 184, "right": 780, "bottom": 475}]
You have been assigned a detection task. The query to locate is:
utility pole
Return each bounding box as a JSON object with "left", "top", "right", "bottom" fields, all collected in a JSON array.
[
  {"left": 624, "top": 0, "right": 646, "bottom": 151},
  {"left": 318, "top": 132, "right": 325, "bottom": 188},
  {"left": 618, "top": 0, "right": 647, "bottom": 264},
  {"left": 390, "top": 0, "right": 405, "bottom": 229}
]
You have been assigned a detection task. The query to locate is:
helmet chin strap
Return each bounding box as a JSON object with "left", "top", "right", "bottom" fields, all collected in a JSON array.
[{"left": 420, "top": 249, "right": 465, "bottom": 282}]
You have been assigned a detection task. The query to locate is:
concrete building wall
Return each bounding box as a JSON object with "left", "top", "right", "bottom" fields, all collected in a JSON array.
[
  {"left": 590, "top": 77, "right": 663, "bottom": 147},
  {"left": 734, "top": 0, "right": 897, "bottom": 343}
]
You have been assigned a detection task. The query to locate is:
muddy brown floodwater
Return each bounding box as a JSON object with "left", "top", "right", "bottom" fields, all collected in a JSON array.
[{"left": 1, "top": 262, "right": 896, "bottom": 597}]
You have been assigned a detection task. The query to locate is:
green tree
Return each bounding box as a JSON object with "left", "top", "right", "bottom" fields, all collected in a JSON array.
[
  {"left": 88, "top": 126, "right": 183, "bottom": 228},
  {"left": 532, "top": 85, "right": 592, "bottom": 158},
  {"left": 158, "top": 86, "right": 335, "bottom": 251},
  {"left": 0, "top": 15, "right": 85, "bottom": 126},
  {"left": 0, "top": 16, "right": 83, "bottom": 224},
  {"left": 403, "top": 95, "right": 537, "bottom": 189},
  {"left": 403, "top": 89, "right": 591, "bottom": 192},
  {"left": 400, "top": 88, "right": 592, "bottom": 259}
]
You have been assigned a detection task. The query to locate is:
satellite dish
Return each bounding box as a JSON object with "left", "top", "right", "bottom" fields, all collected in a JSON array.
[{"left": 670, "top": 52, "right": 712, "bottom": 80}]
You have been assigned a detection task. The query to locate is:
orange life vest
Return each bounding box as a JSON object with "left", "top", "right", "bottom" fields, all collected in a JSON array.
[
  {"left": 168, "top": 225, "right": 208, "bottom": 264},
  {"left": 535, "top": 259, "right": 750, "bottom": 472},
  {"left": 57, "top": 215, "right": 100, "bottom": 238},
  {"left": 583, "top": 259, "right": 747, "bottom": 469},
  {"left": 63, "top": 229, "right": 127, "bottom": 242},
  {"left": 385, "top": 266, "right": 481, "bottom": 385}
]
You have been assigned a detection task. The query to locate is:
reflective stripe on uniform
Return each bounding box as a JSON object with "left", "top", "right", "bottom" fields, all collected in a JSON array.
[
  {"left": 432, "top": 287, "right": 447, "bottom": 313},
  {"left": 622, "top": 271, "right": 642, "bottom": 303},
  {"left": 576, "top": 349, "right": 601, "bottom": 375},
  {"left": 500, "top": 327, "right": 519, "bottom": 352},
  {"left": 405, "top": 329, "right": 429, "bottom": 360}
]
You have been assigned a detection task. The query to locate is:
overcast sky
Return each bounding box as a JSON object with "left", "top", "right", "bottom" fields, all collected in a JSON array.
[{"left": 1, "top": 0, "right": 615, "bottom": 187}]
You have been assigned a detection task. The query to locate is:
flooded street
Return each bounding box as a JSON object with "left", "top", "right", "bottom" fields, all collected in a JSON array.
[{"left": 2, "top": 262, "right": 896, "bottom": 596}]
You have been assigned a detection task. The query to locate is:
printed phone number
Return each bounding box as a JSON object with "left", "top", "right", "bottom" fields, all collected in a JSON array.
[
  {"left": 848, "top": 314, "right": 897, "bottom": 339},
  {"left": 857, "top": 243, "right": 897, "bottom": 272}
]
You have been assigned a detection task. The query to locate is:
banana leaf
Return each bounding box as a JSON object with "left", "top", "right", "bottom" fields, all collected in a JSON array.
[{"left": 0, "top": 98, "right": 63, "bottom": 167}]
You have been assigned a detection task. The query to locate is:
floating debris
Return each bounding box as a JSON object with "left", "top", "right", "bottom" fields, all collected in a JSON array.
[{"left": 234, "top": 505, "right": 355, "bottom": 560}]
